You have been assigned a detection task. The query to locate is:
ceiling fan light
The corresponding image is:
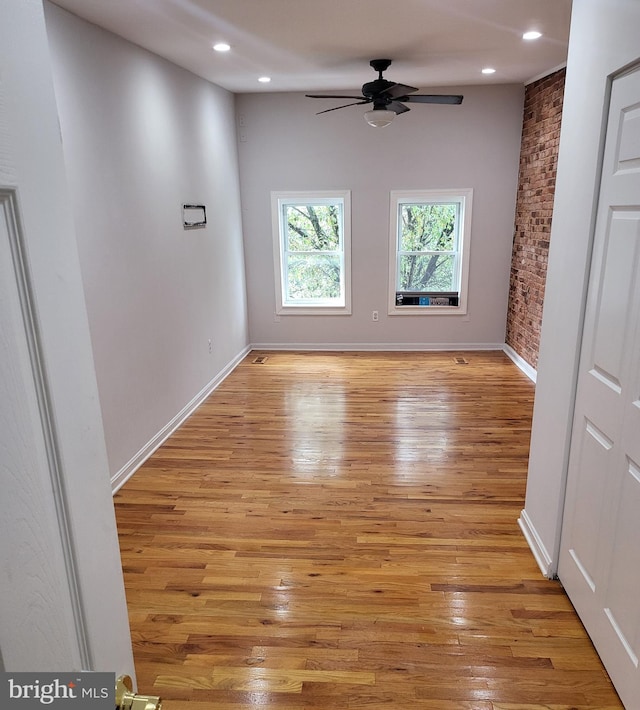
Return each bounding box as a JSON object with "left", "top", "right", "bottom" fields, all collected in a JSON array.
[{"left": 364, "top": 109, "right": 395, "bottom": 128}]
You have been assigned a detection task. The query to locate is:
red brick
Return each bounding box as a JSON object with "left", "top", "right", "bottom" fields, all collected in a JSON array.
[{"left": 506, "top": 68, "right": 565, "bottom": 370}]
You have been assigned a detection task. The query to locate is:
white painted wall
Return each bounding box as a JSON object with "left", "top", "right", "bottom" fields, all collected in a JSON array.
[
  {"left": 237, "top": 85, "right": 524, "bottom": 347},
  {"left": 521, "top": 0, "right": 640, "bottom": 576},
  {"left": 1, "top": 0, "right": 133, "bottom": 676},
  {"left": 44, "top": 3, "right": 249, "bottom": 482}
]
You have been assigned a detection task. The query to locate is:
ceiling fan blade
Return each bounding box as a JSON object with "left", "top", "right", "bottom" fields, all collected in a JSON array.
[
  {"left": 378, "top": 82, "right": 419, "bottom": 100},
  {"left": 400, "top": 94, "right": 464, "bottom": 105},
  {"left": 306, "top": 94, "right": 367, "bottom": 100},
  {"left": 316, "top": 100, "right": 371, "bottom": 115},
  {"left": 387, "top": 101, "right": 410, "bottom": 115}
]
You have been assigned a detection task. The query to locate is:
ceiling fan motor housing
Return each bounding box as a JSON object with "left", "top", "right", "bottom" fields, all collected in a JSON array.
[{"left": 362, "top": 78, "right": 394, "bottom": 99}]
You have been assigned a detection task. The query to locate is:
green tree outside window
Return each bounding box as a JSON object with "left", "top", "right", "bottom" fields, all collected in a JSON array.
[
  {"left": 284, "top": 204, "right": 343, "bottom": 301},
  {"left": 398, "top": 203, "right": 458, "bottom": 292}
]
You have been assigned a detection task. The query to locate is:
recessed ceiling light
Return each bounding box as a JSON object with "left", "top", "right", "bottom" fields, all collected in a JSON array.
[
  {"left": 522, "top": 31, "right": 542, "bottom": 40},
  {"left": 213, "top": 42, "right": 231, "bottom": 52},
  {"left": 258, "top": 76, "right": 271, "bottom": 83},
  {"left": 482, "top": 67, "right": 496, "bottom": 74}
]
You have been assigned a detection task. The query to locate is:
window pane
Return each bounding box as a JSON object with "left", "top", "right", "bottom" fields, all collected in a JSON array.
[
  {"left": 285, "top": 204, "right": 341, "bottom": 252},
  {"left": 398, "top": 254, "right": 456, "bottom": 292},
  {"left": 286, "top": 254, "right": 341, "bottom": 300},
  {"left": 399, "top": 203, "right": 457, "bottom": 252}
]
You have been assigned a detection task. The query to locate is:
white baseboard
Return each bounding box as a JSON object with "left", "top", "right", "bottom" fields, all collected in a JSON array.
[
  {"left": 110, "top": 346, "right": 251, "bottom": 494},
  {"left": 250, "top": 342, "right": 505, "bottom": 352},
  {"left": 518, "top": 509, "right": 555, "bottom": 578},
  {"left": 503, "top": 344, "right": 537, "bottom": 382}
]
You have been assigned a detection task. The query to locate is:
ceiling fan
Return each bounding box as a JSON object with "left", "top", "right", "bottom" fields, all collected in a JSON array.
[{"left": 306, "top": 59, "right": 463, "bottom": 127}]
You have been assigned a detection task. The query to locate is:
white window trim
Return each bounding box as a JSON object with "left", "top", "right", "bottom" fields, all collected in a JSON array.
[
  {"left": 271, "top": 190, "right": 352, "bottom": 315},
  {"left": 388, "top": 188, "right": 473, "bottom": 316}
]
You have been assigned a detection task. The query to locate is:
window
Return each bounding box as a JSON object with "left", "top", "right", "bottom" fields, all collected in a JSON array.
[
  {"left": 272, "top": 191, "right": 351, "bottom": 314},
  {"left": 388, "top": 189, "right": 472, "bottom": 315}
]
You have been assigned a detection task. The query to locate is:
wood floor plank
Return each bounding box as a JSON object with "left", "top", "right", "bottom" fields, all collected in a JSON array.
[{"left": 114, "top": 351, "right": 623, "bottom": 708}]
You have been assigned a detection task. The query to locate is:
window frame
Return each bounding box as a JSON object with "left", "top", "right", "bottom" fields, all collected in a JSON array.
[
  {"left": 272, "top": 190, "right": 352, "bottom": 315},
  {"left": 388, "top": 188, "right": 473, "bottom": 316}
]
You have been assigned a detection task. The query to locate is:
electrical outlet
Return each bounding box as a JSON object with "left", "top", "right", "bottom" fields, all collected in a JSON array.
[
  {"left": 372, "top": 310, "right": 379, "bottom": 322},
  {"left": 208, "top": 339, "right": 212, "bottom": 354}
]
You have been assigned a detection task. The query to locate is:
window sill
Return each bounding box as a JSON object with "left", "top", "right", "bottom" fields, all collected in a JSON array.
[
  {"left": 277, "top": 306, "right": 352, "bottom": 316},
  {"left": 388, "top": 305, "right": 468, "bottom": 316}
]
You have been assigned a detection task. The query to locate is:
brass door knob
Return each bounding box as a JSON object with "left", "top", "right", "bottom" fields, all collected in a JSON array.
[{"left": 116, "top": 675, "right": 162, "bottom": 710}]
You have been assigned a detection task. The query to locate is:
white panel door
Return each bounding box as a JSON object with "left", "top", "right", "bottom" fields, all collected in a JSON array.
[
  {"left": 0, "top": 0, "right": 135, "bottom": 677},
  {"left": 559, "top": 65, "right": 640, "bottom": 708}
]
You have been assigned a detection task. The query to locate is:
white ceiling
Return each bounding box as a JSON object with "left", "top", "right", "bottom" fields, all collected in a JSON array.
[{"left": 49, "top": 0, "right": 572, "bottom": 94}]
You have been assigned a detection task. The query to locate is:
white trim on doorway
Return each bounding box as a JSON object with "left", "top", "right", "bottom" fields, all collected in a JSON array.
[{"left": 518, "top": 508, "right": 555, "bottom": 579}]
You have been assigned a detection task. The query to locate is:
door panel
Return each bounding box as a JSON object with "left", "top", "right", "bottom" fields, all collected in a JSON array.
[
  {"left": 559, "top": 66, "right": 640, "bottom": 708},
  {"left": 591, "top": 213, "right": 639, "bottom": 386},
  {"left": 0, "top": 192, "right": 80, "bottom": 669},
  {"left": 604, "top": 459, "right": 640, "bottom": 664},
  {"left": 566, "top": 419, "right": 612, "bottom": 589}
]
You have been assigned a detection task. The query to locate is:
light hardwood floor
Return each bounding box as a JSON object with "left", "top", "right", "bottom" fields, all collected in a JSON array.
[{"left": 114, "top": 350, "right": 623, "bottom": 709}]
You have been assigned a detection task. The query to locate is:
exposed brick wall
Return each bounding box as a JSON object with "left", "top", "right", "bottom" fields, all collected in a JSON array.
[{"left": 506, "top": 68, "right": 565, "bottom": 370}]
